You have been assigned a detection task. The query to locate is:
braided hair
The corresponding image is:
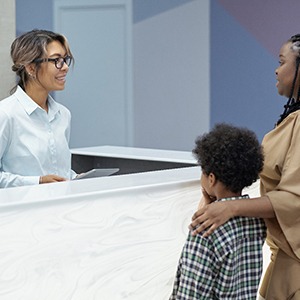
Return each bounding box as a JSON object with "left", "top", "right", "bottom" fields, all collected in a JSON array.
[{"left": 277, "top": 34, "right": 300, "bottom": 125}]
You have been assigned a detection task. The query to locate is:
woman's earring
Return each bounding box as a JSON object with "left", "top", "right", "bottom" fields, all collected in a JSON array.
[{"left": 28, "top": 72, "right": 36, "bottom": 79}]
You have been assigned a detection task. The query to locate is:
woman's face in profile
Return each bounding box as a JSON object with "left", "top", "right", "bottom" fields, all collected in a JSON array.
[
  {"left": 36, "top": 41, "right": 70, "bottom": 93},
  {"left": 275, "top": 42, "right": 300, "bottom": 99}
]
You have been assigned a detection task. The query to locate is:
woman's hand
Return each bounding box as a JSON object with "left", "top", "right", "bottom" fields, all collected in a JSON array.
[
  {"left": 189, "top": 200, "right": 233, "bottom": 238},
  {"left": 197, "top": 188, "right": 217, "bottom": 209},
  {"left": 202, "top": 188, "right": 217, "bottom": 204},
  {"left": 39, "top": 174, "right": 67, "bottom": 184}
]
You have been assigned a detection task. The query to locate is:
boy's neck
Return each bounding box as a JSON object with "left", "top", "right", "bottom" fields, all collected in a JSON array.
[
  {"left": 207, "top": 176, "right": 242, "bottom": 201},
  {"left": 216, "top": 190, "right": 242, "bottom": 200},
  {"left": 213, "top": 182, "right": 242, "bottom": 201}
]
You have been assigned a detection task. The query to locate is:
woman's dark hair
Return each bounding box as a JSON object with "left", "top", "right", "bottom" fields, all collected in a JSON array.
[
  {"left": 10, "top": 29, "right": 73, "bottom": 94},
  {"left": 277, "top": 34, "right": 300, "bottom": 125},
  {"left": 193, "top": 123, "right": 264, "bottom": 193}
]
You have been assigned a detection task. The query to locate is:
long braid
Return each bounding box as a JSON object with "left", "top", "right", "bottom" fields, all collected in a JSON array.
[
  {"left": 297, "top": 70, "right": 300, "bottom": 101},
  {"left": 276, "top": 35, "right": 300, "bottom": 125}
]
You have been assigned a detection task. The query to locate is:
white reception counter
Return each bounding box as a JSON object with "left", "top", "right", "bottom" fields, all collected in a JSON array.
[
  {"left": 0, "top": 146, "right": 267, "bottom": 299},
  {"left": 0, "top": 166, "right": 203, "bottom": 300}
]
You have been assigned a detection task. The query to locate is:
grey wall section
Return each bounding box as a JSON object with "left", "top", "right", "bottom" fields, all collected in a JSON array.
[
  {"left": 16, "top": 0, "right": 53, "bottom": 35},
  {"left": 133, "top": 0, "right": 210, "bottom": 151},
  {"left": 133, "top": 0, "right": 195, "bottom": 23},
  {"left": 54, "top": 0, "right": 133, "bottom": 149},
  {"left": 0, "top": 0, "right": 16, "bottom": 99},
  {"left": 16, "top": 0, "right": 209, "bottom": 151}
]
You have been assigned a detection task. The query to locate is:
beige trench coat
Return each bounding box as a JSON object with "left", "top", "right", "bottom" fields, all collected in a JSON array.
[{"left": 260, "top": 111, "right": 300, "bottom": 299}]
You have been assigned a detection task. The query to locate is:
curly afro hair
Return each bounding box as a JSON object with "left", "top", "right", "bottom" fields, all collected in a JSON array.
[{"left": 192, "top": 123, "right": 264, "bottom": 193}]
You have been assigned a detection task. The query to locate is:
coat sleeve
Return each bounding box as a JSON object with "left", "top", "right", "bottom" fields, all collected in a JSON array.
[{"left": 265, "top": 114, "right": 300, "bottom": 260}]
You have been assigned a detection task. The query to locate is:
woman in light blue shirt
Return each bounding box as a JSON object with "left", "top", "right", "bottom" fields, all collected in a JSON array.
[{"left": 0, "top": 29, "right": 76, "bottom": 188}]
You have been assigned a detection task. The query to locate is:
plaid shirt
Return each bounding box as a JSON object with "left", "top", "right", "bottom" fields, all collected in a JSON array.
[{"left": 170, "top": 196, "right": 266, "bottom": 300}]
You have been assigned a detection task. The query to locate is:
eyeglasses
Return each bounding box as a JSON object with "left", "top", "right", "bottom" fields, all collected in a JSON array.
[{"left": 33, "top": 55, "right": 72, "bottom": 69}]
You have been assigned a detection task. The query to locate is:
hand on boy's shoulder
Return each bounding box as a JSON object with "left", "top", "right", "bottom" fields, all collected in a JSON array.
[{"left": 190, "top": 200, "right": 232, "bottom": 238}]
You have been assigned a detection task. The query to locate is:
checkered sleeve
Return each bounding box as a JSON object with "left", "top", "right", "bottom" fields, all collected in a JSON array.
[
  {"left": 169, "top": 232, "right": 218, "bottom": 299},
  {"left": 170, "top": 217, "right": 266, "bottom": 299},
  {"left": 213, "top": 217, "right": 266, "bottom": 299}
]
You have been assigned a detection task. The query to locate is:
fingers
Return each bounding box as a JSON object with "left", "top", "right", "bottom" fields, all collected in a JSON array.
[
  {"left": 201, "top": 189, "right": 211, "bottom": 204},
  {"left": 191, "top": 210, "right": 200, "bottom": 221},
  {"left": 201, "top": 188, "right": 216, "bottom": 204},
  {"left": 189, "top": 201, "right": 231, "bottom": 238},
  {"left": 40, "top": 175, "right": 67, "bottom": 184},
  {"left": 201, "top": 188, "right": 209, "bottom": 198},
  {"left": 189, "top": 205, "right": 219, "bottom": 237},
  {"left": 52, "top": 176, "right": 67, "bottom": 182},
  {"left": 190, "top": 219, "right": 210, "bottom": 235},
  {"left": 190, "top": 218, "right": 218, "bottom": 237},
  {"left": 190, "top": 216, "right": 202, "bottom": 229},
  {"left": 189, "top": 207, "right": 206, "bottom": 230},
  {"left": 202, "top": 224, "right": 217, "bottom": 238}
]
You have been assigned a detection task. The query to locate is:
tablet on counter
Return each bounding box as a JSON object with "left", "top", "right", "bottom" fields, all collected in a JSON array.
[{"left": 73, "top": 168, "right": 120, "bottom": 180}]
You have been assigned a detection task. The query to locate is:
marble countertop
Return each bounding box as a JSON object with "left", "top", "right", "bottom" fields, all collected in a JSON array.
[
  {"left": 0, "top": 167, "right": 201, "bottom": 299},
  {"left": 0, "top": 166, "right": 201, "bottom": 207},
  {"left": 0, "top": 167, "right": 263, "bottom": 299},
  {"left": 71, "top": 145, "right": 197, "bottom": 164}
]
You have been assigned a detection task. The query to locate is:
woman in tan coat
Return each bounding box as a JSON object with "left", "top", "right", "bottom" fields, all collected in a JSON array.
[{"left": 189, "top": 34, "right": 300, "bottom": 300}]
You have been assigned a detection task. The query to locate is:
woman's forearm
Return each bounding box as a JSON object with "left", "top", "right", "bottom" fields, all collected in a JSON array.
[
  {"left": 190, "top": 195, "right": 275, "bottom": 237},
  {"left": 230, "top": 195, "right": 275, "bottom": 219}
]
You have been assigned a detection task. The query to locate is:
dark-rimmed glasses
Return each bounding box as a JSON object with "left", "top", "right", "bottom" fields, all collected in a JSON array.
[{"left": 33, "top": 55, "right": 72, "bottom": 69}]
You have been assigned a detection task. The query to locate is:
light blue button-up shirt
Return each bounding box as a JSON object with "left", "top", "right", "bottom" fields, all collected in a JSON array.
[{"left": 0, "top": 86, "right": 76, "bottom": 188}]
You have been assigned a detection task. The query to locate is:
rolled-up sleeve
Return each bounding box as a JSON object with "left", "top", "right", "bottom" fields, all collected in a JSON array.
[{"left": 262, "top": 113, "right": 300, "bottom": 260}]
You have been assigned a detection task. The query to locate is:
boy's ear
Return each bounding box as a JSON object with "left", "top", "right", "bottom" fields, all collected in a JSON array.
[{"left": 208, "top": 173, "right": 217, "bottom": 187}]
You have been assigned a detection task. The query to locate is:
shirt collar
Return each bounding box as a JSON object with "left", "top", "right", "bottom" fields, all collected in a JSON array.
[
  {"left": 47, "top": 95, "right": 60, "bottom": 121},
  {"left": 217, "top": 194, "right": 250, "bottom": 202},
  {"left": 15, "top": 85, "right": 60, "bottom": 119}
]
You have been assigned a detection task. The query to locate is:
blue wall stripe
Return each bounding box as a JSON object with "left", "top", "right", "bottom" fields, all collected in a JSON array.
[{"left": 210, "top": 0, "right": 283, "bottom": 141}]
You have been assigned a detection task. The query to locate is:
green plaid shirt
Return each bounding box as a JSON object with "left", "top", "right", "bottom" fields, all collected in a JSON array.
[{"left": 170, "top": 195, "right": 266, "bottom": 300}]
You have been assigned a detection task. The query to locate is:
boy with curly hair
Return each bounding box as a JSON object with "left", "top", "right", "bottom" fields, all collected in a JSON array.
[{"left": 169, "top": 123, "right": 266, "bottom": 300}]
